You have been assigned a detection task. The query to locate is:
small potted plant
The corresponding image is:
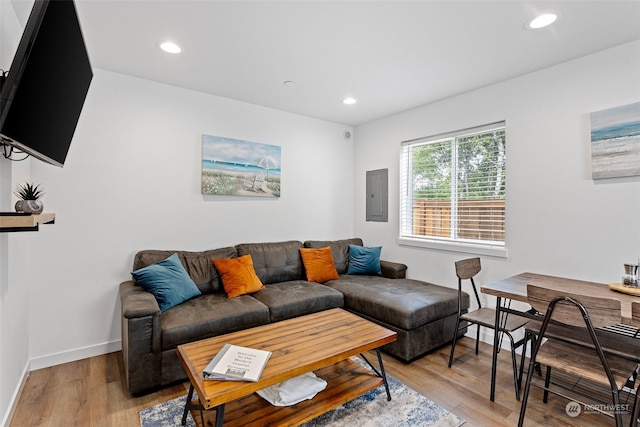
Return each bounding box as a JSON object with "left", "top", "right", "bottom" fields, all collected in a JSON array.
[{"left": 14, "top": 182, "right": 45, "bottom": 214}]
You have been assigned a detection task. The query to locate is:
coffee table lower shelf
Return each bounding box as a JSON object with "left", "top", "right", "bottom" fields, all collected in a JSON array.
[{"left": 187, "top": 358, "right": 384, "bottom": 427}]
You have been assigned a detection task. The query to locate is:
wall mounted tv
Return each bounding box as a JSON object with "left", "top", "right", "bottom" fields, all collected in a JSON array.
[{"left": 0, "top": 0, "right": 93, "bottom": 167}]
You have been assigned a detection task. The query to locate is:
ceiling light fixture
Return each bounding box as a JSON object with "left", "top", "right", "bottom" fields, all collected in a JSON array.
[
  {"left": 159, "top": 41, "right": 182, "bottom": 54},
  {"left": 343, "top": 97, "right": 357, "bottom": 105},
  {"left": 526, "top": 13, "right": 558, "bottom": 29}
]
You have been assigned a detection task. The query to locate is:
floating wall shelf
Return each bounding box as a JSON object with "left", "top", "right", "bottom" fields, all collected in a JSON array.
[{"left": 0, "top": 212, "right": 55, "bottom": 232}]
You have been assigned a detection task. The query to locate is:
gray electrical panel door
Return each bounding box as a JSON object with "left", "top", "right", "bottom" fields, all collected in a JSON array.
[{"left": 366, "top": 168, "right": 388, "bottom": 222}]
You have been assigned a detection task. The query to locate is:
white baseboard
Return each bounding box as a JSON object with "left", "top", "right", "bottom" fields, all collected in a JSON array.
[
  {"left": 1, "top": 361, "right": 29, "bottom": 427},
  {"left": 29, "top": 339, "right": 122, "bottom": 371}
]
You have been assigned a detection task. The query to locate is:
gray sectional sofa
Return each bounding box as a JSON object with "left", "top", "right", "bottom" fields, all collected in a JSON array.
[{"left": 119, "top": 238, "right": 468, "bottom": 395}]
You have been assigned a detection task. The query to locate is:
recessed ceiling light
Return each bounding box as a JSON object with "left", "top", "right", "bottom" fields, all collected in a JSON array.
[
  {"left": 526, "top": 13, "right": 558, "bottom": 29},
  {"left": 343, "top": 97, "right": 357, "bottom": 105},
  {"left": 159, "top": 41, "right": 182, "bottom": 54}
]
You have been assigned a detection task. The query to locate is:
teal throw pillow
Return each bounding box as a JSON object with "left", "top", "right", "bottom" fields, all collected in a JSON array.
[
  {"left": 131, "top": 253, "right": 201, "bottom": 311},
  {"left": 347, "top": 244, "right": 382, "bottom": 276}
]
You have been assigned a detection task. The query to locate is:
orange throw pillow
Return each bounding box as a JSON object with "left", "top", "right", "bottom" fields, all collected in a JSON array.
[
  {"left": 300, "top": 246, "right": 340, "bottom": 283},
  {"left": 212, "top": 255, "right": 265, "bottom": 298}
]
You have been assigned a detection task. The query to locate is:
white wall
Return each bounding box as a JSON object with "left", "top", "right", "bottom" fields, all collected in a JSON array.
[
  {"left": 20, "top": 68, "right": 354, "bottom": 368},
  {"left": 0, "top": 1, "right": 34, "bottom": 424},
  {"left": 1, "top": 58, "right": 354, "bottom": 424},
  {"left": 354, "top": 40, "right": 640, "bottom": 308}
]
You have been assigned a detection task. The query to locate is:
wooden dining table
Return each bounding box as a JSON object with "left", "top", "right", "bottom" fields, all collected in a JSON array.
[{"left": 480, "top": 272, "right": 640, "bottom": 402}]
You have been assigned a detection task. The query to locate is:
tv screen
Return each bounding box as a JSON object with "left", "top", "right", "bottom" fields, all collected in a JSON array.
[{"left": 0, "top": 0, "right": 92, "bottom": 167}]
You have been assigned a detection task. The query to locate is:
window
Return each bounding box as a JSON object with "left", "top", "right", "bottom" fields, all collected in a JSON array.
[{"left": 399, "top": 122, "right": 506, "bottom": 256}]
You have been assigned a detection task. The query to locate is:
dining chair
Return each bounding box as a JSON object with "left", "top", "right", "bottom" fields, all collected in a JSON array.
[
  {"left": 518, "top": 285, "right": 640, "bottom": 427},
  {"left": 628, "top": 301, "right": 640, "bottom": 426},
  {"left": 447, "top": 257, "right": 531, "bottom": 400},
  {"left": 633, "top": 301, "right": 640, "bottom": 335}
]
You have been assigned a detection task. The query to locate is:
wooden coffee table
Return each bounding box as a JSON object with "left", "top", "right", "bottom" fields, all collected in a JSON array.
[{"left": 177, "top": 308, "right": 397, "bottom": 427}]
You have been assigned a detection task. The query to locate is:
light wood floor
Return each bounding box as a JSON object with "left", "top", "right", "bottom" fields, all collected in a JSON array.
[{"left": 8, "top": 337, "right": 627, "bottom": 426}]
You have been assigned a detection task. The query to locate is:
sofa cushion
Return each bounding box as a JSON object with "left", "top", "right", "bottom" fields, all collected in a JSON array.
[
  {"left": 131, "top": 253, "right": 201, "bottom": 312},
  {"left": 160, "top": 293, "right": 270, "bottom": 350},
  {"left": 251, "top": 280, "right": 344, "bottom": 322},
  {"left": 299, "top": 247, "right": 340, "bottom": 283},
  {"left": 326, "top": 276, "right": 465, "bottom": 330},
  {"left": 203, "top": 247, "right": 239, "bottom": 292},
  {"left": 133, "top": 247, "right": 237, "bottom": 294},
  {"left": 213, "top": 254, "right": 265, "bottom": 298},
  {"left": 303, "top": 238, "right": 363, "bottom": 274},
  {"left": 236, "top": 241, "right": 305, "bottom": 284},
  {"left": 347, "top": 244, "right": 382, "bottom": 276}
]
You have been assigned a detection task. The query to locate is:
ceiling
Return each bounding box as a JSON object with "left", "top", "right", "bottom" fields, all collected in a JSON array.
[{"left": 11, "top": 0, "right": 640, "bottom": 126}]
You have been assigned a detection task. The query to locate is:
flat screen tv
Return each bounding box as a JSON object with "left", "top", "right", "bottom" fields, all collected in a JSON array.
[{"left": 0, "top": 0, "right": 93, "bottom": 167}]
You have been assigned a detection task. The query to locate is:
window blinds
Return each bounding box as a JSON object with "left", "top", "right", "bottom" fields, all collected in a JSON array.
[{"left": 400, "top": 121, "right": 506, "bottom": 247}]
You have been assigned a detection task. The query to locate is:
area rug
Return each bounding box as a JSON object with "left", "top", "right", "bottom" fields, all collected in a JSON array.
[{"left": 140, "top": 361, "right": 464, "bottom": 427}]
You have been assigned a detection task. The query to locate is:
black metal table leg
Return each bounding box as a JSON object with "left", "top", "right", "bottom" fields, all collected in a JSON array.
[
  {"left": 360, "top": 349, "right": 392, "bottom": 401},
  {"left": 182, "top": 384, "right": 194, "bottom": 425},
  {"left": 214, "top": 403, "right": 225, "bottom": 427},
  {"left": 375, "top": 348, "right": 392, "bottom": 401},
  {"left": 182, "top": 383, "right": 207, "bottom": 426},
  {"left": 490, "top": 296, "right": 502, "bottom": 402}
]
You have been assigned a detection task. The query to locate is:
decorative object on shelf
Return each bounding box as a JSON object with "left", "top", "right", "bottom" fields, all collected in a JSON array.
[
  {"left": 14, "top": 182, "right": 45, "bottom": 214},
  {"left": 623, "top": 263, "right": 638, "bottom": 287}
]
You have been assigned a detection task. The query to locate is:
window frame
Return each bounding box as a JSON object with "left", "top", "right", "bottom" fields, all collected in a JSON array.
[{"left": 398, "top": 121, "right": 507, "bottom": 258}]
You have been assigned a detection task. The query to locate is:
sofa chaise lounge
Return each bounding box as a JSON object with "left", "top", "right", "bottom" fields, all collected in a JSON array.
[{"left": 119, "top": 238, "right": 468, "bottom": 395}]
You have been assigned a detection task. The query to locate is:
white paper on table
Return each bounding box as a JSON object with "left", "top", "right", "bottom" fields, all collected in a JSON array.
[{"left": 256, "top": 372, "right": 328, "bottom": 406}]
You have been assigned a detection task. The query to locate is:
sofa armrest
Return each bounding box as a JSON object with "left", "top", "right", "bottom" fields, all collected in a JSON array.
[
  {"left": 119, "top": 280, "right": 162, "bottom": 395},
  {"left": 120, "top": 280, "right": 160, "bottom": 318},
  {"left": 380, "top": 260, "right": 407, "bottom": 279}
]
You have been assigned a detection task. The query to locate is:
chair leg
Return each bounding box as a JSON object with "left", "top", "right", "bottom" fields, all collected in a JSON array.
[
  {"left": 448, "top": 316, "right": 462, "bottom": 368},
  {"left": 518, "top": 331, "right": 532, "bottom": 391},
  {"left": 475, "top": 324, "right": 480, "bottom": 355},
  {"left": 517, "top": 332, "right": 530, "bottom": 391},
  {"left": 518, "top": 355, "right": 538, "bottom": 427},
  {"left": 630, "top": 382, "right": 640, "bottom": 427},
  {"left": 612, "top": 390, "right": 624, "bottom": 427},
  {"left": 507, "top": 333, "right": 521, "bottom": 401},
  {"left": 543, "top": 366, "right": 551, "bottom": 403}
]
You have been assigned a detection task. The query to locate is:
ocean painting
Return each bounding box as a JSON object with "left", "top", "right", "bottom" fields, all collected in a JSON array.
[
  {"left": 591, "top": 101, "right": 640, "bottom": 179},
  {"left": 202, "top": 134, "right": 281, "bottom": 197}
]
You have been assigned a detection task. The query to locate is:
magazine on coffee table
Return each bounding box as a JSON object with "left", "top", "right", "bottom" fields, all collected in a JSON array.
[{"left": 203, "top": 344, "right": 272, "bottom": 382}]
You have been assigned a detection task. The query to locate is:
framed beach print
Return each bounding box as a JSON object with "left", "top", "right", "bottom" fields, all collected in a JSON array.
[
  {"left": 202, "top": 134, "right": 281, "bottom": 197},
  {"left": 590, "top": 101, "right": 640, "bottom": 179}
]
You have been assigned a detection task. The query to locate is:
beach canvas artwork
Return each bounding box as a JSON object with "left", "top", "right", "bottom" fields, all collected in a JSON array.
[
  {"left": 202, "top": 134, "right": 281, "bottom": 197},
  {"left": 591, "top": 101, "right": 640, "bottom": 179}
]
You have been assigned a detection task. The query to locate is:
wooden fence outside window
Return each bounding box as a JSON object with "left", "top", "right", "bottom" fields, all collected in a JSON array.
[{"left": 411, "top": 199, "right": 505, "bottom": 242}]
